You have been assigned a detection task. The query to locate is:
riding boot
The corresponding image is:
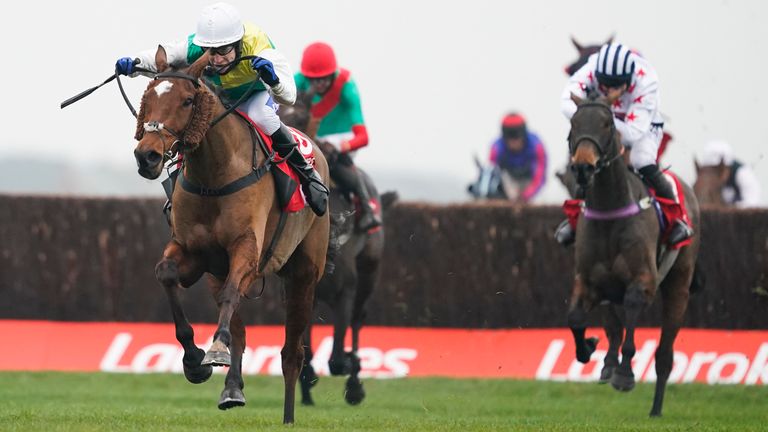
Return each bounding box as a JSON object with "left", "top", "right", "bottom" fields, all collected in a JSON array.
[
  {"left": 554, "top": 219, "right": 575, "bottom": 246},
  {"left": 271, "top": 123, "right": 328, "bottom": 216},
  {"left": 639, "top": 164, "right": 693, "bottom": 246},
  {"left": 331, "top": 161, "right": 381, "bottom": 231}
]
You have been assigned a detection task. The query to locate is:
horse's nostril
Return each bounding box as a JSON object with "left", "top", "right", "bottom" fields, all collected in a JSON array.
[{"left": 146, "top": 152, "right": 162, "bottom": 164}]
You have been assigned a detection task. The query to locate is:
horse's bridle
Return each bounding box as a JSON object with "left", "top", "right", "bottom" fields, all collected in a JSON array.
[
  {"left": 138, "top": 71, "right": 204, "bottom": 163},
  {"left": 569, "top": 101, "right": 623, "bottom": 174}
]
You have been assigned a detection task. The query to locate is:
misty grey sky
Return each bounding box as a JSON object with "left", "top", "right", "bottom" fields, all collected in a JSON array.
[{"left": 5, "top": 0, "right": 766, "bottom": 202}]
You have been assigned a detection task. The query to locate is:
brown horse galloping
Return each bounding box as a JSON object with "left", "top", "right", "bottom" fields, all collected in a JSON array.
[
  {"left": 566, "top": 94, "right": 701, "bottom": 417},
  {"left": 132, "top": 47, "right": 329, "bottom": 424}
]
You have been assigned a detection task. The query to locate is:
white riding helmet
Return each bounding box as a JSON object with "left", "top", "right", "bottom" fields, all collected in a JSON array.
[
  {"left": 699, "top": 140, "right": 734, "bottom": 167},
  {"left": 192, "top": 2, "right": 244, "bottom": 47}
]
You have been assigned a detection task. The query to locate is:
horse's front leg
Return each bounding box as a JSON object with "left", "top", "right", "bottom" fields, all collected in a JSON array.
[
  {"left": 344, "top": 250, "right": 379, "bottom": 405},
  {"left": 202, "top": 275, "right": 248, "bottom": 410},
  {"left": 328, "top": 289, "right": 352, "bottom": 376},
  {"left": 155, "top": 240, "right": 210, "bottom": 384},
  {"left": 202, "top": 233, "right": 260, "bottom": 368},
  {"left": 612, "top": 273, "right": 654, "bottom": 392},
  {"left": 568, "top": 274, "right": 599, "bottom": 363},
  {"left": 599, "top": 304, "right": 624, "bottom": 383}
]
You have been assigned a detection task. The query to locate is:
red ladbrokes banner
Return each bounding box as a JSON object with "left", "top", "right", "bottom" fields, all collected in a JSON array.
[{"left": 1, "top": 320, "right": 766, "bottom": 385}]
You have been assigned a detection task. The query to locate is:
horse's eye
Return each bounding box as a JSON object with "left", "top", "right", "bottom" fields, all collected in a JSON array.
[{"left": 182, "top": 97, "right": 194, "bottom": 107}]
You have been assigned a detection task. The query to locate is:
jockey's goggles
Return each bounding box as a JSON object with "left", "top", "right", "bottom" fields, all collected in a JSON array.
[{"left": 204, "top": 44, "right": 236, "bottom": 56}]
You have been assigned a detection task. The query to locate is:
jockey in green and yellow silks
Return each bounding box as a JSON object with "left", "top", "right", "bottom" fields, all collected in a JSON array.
[
  {"left": 116, "top": 2, "right": 328, "bottom": 216},
  {"left": 294, "top": 42, "right": 380, "bottom": 231}
]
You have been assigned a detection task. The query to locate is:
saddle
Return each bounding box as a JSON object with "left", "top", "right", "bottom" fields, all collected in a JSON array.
[{"left": 235, "top": 110, "right": 311, "bottom": 213}]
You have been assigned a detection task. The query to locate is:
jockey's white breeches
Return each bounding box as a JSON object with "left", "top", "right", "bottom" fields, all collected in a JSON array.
[
  {"left": 242, "top": 90, "right": 281, "bottom": 135},
  {"left": 628, "top": 124, "right": 663, "bottom": 170}
]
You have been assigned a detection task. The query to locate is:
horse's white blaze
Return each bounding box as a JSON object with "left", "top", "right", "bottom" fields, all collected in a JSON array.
[{"left": 154, "top": 81, "right": 174, "bottom": 97}]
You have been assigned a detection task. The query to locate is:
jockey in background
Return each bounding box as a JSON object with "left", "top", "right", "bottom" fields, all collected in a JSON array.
[
  {"left": 294, "top": 42, "right": 381, "bottom": 230},
  {"left": 488, "top": 113, "right": 548, "bottom": 203},
  {"left": 698, "top": 140, "right": 762, "bottom": 207},
  {"left": 555, "top": 42, "right": 693, "bottom": 246},
  {"left": 115, "top": 2, "right": 328, "bottom": 216}
]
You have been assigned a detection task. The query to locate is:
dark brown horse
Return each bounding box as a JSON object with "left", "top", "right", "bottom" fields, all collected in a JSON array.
[
  {"left": 558, "top": 35, "right": 615, "bottom": 198},
  {"left": 693, "top": 160, "right": 728, "bottom": 207},
  {"left": 566, "top": 94, "right": 701, "bottom": 417},
  {"left": 132, "top": 47, "right": 329, "bottom": 424},
  {"left": 279, "top": 91, "right": 394, "bottom": 406}
]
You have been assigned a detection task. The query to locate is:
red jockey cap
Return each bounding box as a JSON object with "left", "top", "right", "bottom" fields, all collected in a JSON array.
[
  {"left": 301, "top": 42, "right": 338, "bottom": 78},
  {"left": 502, "top": 113, "right": 526, "bottom": 128}
]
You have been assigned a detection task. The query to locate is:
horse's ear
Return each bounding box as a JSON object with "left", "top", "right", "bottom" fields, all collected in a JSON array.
[
  {"left": 155, "top": 45, "right": 169, "bottom": 72},
  {"left": 187, "top": 51, "right": 211, "bottom": 78},
  {"left": 605, "top": 33, "right": 615, "bottom": 45},
  {"left": 717, "top": 159, "right": 731, "bottom": 181},
  {"left": 570, "top": 92, "right": 584, "bottom": 106},
  {"left": 694, "top": 159, "right": 701, "bottom": 173},
  {"left": 570, "top": 36, "right": 584, "bottom": 52}
]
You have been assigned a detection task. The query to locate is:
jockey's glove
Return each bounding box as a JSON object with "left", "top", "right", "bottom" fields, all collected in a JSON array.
[
  {"left": 115, "top": 57, "right": 136, "bottom": 75},
  {"left": 251, "top": 56, "right": 279, "bottom": 86}
]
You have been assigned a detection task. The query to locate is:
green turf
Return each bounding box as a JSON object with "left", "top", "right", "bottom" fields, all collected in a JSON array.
[{"left": 0, "top": 372, "right": 765, "bottom": 431}]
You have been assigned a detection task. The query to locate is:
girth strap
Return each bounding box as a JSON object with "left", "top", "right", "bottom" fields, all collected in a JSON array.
[
  {"left": 179, "top": 163, "right": 271, "bottom": 197},
  {"left": 179, "top": 118, "right": 272, "bottom": 197}
]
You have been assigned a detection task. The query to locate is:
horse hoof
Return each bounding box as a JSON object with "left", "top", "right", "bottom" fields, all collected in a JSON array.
[
  {"left": 301, "top": 397, "right": 315, "bottom": 406},
  {"left": 576, "top": 337, "right": 599, "bottom": 363},
  {"left": 218, "top": 388, "right": 246, "bottom": 410},
  {"left": 202, "top": 350, "right": 231, "bottom": 367},
  {"left": 329, "top": 357, "right": 352, "bottom": 376},
  {"left": 598, "top": 365, "right": 615, "bottom": 384},
  {"left": 610, "top": 371, "right": 636, "bottom": 392},
  {"left": 184, "top": 363, "right": 213, "bottom": 384},
  {"left": 344, "top": 377, "right": 365, "bottom": 406}
]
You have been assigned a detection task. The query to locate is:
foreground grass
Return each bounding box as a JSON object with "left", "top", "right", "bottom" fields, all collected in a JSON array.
[{"left": 0, "top": 372, "right": 765, "bottom": 431}]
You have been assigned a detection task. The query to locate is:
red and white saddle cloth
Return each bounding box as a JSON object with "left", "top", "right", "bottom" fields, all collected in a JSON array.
[
  {"left": 562, "top": 170, "right": 693, "bottom": 250},
  {"left": 237, "top": 109, "right": 315, "bottom": 213}
]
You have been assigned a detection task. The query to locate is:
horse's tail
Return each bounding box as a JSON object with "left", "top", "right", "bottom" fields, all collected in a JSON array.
[{"left": 689, "top": 258, "right": 706, "bottom": 295}]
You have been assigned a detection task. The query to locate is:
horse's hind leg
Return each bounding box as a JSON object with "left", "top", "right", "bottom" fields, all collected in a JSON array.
[
  {"left": 599, "top": 304, "right": 624, "bottom": 383},
  {"left": 567, "top": 276, "right": 598, "bottom": 363},
  {"left": 650, "top": 267, "right": 692, "bottom": 417},
  {"left": 299, "top": 320, "right": 318, "bottom": 406},
  {"left": 280, "top": 244, "right": 325, "bottom": 423},
  {"left": 612, "top": 276, "right": 653, "bottom": 392},
  {"left": 155, "top": 241, "right": 211, "bottom": 384}
]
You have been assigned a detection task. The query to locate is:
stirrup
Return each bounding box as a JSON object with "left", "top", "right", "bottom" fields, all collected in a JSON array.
[
  {"left": 555, "top": 219, "right": 575, "bottom": 247},
  {"left": 667, "top": 220, "right": 693, "bottom": 246}
]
